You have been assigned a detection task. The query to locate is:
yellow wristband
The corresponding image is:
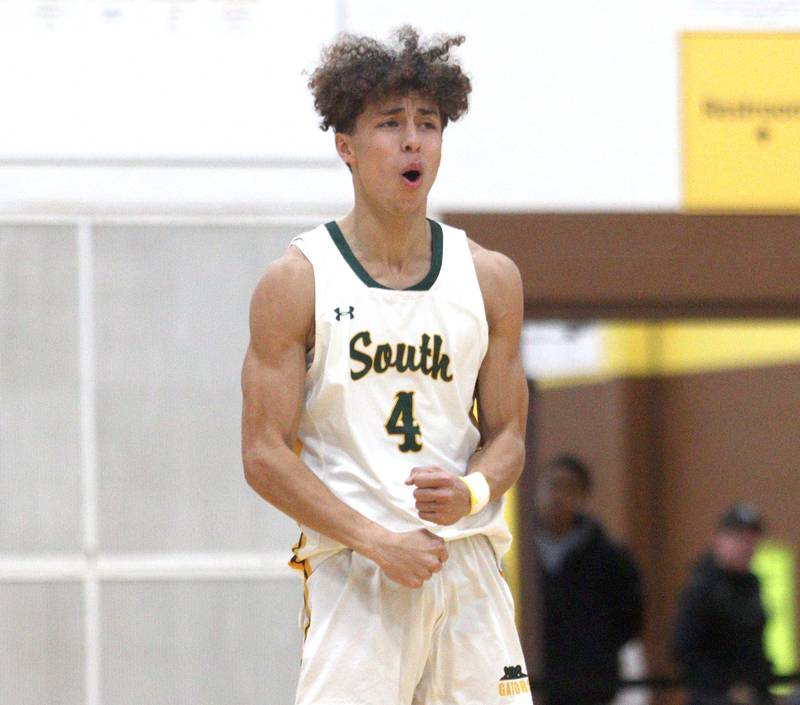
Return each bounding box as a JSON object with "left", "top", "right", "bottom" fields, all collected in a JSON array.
[{"left": 459, "top": 472, "right": 491, "bottom": 515}]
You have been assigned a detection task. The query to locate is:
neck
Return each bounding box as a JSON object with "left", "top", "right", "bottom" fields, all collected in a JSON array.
[
  {"left": 543, "top": 516, "right": 577, "bottom": 539},
  {"left": 339, "top": 198, "right": 430, "bottom": 271},
  {"left": 712, "top": 552, "right": 749, "bottom": 573}
]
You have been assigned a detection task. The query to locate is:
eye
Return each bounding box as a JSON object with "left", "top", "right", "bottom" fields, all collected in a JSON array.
[
  {"left": 419, "top": 118, "right": 441, "bottom": 130},
  {"left": 379, "top": 120, "right": 399, "bottom": 128}
]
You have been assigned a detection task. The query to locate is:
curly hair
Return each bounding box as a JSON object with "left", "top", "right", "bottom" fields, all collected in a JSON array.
[{"left": 308, "top": 26, "right": 471, "bottom": 134}]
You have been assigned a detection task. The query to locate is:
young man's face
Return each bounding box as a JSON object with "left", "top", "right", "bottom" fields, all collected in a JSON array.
[
  {"left": 713, "top": 528, "right": 761, "bottom": 573},
  {"left": 336, "top": 92, "right": 443, "bottom": 216},
  {"left": 535, "top": 467, "right": 587, "bottom": 534}
]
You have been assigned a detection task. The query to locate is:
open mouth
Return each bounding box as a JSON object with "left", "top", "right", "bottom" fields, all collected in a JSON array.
[{"left": 402, "top": 170, "right": 422, "bottom": 184}]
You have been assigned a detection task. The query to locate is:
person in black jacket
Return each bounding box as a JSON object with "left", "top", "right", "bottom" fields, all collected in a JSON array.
[
  {"left": 533, "top": 454, "right": 645, "bottom": 705},
  {"left": 673, "top": 503, "right": 774, "bottom": 705}
]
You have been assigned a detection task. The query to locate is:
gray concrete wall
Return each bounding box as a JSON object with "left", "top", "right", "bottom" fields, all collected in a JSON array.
[{"left": 0, "top": 219, "right": 310, "bottom": 705}]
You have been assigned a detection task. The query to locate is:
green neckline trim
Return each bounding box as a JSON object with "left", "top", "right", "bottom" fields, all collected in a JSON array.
[{"left": 324, "top": 219, "right": 443, "bottom": 291}]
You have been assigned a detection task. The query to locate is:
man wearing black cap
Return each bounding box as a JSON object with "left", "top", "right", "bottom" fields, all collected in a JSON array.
[{"left": 673, "top": 503, "right": 774, "bottom": 705}]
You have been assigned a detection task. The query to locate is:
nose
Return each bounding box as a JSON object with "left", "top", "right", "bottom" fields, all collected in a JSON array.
[{"left": 402, "top": 123, "right": 421, "bottom": 152}]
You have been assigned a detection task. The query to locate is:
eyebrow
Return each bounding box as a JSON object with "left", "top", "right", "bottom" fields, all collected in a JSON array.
[{"left": 377, "top": 106, "right": 440, "bottom": 117}]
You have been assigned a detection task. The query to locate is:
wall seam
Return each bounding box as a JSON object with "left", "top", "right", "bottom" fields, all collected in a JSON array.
[{"left": 78, "top": 220, "right": 101, "bottom": 705}]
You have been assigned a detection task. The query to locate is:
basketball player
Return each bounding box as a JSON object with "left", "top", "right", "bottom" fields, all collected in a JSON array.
[{"left": 241, "top": 27, "right": 533, "bottom": 705}]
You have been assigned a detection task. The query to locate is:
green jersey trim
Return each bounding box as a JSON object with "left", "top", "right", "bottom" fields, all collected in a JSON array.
[{"left": 324, "top": 219, "right": 443, "bottom": 291}]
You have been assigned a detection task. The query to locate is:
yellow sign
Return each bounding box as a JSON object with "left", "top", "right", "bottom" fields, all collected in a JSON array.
[
  {"left": 752, "top": 542, "right": 798, "bottom": 686},
  {"left": 682, "top": 33, "right": 800, "bottom": 210}
]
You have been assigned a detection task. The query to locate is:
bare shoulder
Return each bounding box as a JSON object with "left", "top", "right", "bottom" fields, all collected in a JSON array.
[
  {"left": 468, "top": 238, "right": 523, "bottom": 327},
  {"left": 249, "top": 245, "right": 314, "bottom": 354}
]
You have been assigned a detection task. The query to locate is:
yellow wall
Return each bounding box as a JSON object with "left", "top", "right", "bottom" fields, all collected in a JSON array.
[{"left": 539, "top": 320, "right": 800, "bottom": 390}]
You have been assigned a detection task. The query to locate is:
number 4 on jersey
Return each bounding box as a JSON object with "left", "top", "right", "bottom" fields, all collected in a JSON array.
[{"left": 385, "top": 391, "right": 423, "bottom": 452}]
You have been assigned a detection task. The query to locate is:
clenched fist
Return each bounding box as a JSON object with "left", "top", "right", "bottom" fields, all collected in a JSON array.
[
  {"left": 406, "top": 466, "right": 471, "bottom": 525},
  {"left": 368, "top": 528, "right": 449, "bottom": 589}
]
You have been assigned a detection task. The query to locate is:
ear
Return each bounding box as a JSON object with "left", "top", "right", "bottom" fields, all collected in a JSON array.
[{"left": 335, "top": 132, "right": 355, "bottom": 169}]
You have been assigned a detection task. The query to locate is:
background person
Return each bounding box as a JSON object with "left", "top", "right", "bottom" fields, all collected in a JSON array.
[
  {"left": 673, "top": 503, "right": 774, "bottom": 705},
  {"left": 533, "top": 453, "right": 645, "bottom": 705}
]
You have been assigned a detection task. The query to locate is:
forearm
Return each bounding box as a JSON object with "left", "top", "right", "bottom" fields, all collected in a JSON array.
[
  {"left": 466, "top": 426, "right": 525, "bottom": 502},
  {"left": 243, "top": 444, "right": 388, "bottom": 557}
]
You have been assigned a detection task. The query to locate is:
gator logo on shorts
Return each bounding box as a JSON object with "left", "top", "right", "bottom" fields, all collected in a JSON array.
[{"left": 498, "top": 665, "right": 531, "bottom": 698}]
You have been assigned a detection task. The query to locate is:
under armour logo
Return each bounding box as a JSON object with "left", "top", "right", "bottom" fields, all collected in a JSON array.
[{"left": 335, "top": 306, "right": 355, "bottom": 321}]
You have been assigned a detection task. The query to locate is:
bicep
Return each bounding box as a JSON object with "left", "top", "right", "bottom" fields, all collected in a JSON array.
[
  {"left": 241, "top": 254, "right": 313, "bottom": 458},
  {"left": 241, "top": 339, "right": 305, "bottom": 454},
  {"left": 476, "top": 257, "right": 528, "bottom": 439}
]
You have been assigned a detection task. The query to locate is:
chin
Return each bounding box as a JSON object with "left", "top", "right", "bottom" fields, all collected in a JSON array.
[{"left": 384, "top": 199, "right": 426, "bottom": 217}]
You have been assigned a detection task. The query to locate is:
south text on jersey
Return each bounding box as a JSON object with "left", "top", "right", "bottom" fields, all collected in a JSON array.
[{"left": 349, "top": 331, "right": 454, "bottom": 382}]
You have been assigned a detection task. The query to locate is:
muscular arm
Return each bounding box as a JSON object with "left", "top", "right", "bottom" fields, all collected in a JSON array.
[
  {"left": 408, "top": 245, "right": 528, "bottom": 523},
  {"left": 468, "top": 247, "right": 528, "bottom": 497},
  {"left": 241, "top": 247, "right": 447, "bottom": 587}
]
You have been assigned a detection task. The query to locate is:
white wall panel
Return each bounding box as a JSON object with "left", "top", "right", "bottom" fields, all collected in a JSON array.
[
  {"left": 0, "top": 226, "right": 82, "bottom": 552},
  {"left": 93, "top": 224, "right": 302, "bottom": 552},
  {"left": 0, "top": 583, "right": 84, "bottom": 705},
  {"left": 101, "top": 580, "right": 302, "bottom": 705}
]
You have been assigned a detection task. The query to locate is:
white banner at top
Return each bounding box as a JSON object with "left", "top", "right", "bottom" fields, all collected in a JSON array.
[{"left": 0, "top": 0, "right": 339, "bottom": 162}]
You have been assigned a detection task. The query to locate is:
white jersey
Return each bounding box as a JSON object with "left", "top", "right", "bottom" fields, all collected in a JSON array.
[{"left": 289, "top": 219, "right": 512, "bottom": 565}]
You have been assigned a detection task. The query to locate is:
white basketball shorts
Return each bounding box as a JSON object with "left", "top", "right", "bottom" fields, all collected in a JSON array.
[{"left": 294, "top": 533, "right": 534, "bottom": 705}]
